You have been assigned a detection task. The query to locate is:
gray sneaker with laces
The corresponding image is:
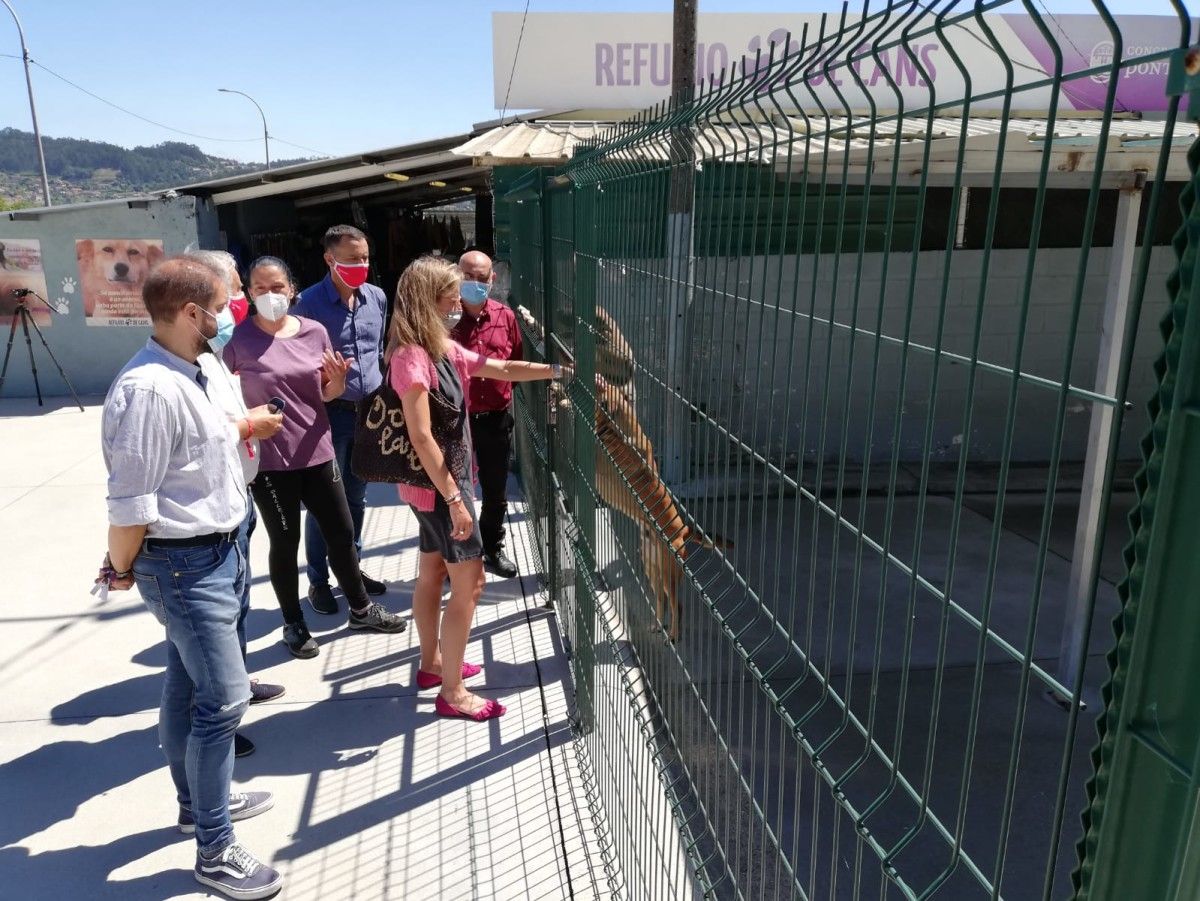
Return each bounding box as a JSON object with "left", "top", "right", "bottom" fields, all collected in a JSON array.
[
  {"left": 348, "top": 602, "right": 408, "bottom": 633},
  {"left": 178, "top": 790, "right": 274, "bottom": 834},
  {"left": 194, "top": 842, "right": 283, "bottom": 900}
]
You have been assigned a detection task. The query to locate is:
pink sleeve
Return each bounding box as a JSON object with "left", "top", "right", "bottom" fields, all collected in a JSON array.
[
  {"left": 450, "top": 341, "right": 487, "bottom": 379},
  {"left": 389, "top": 344, "right": 433, "bottom": 395}
]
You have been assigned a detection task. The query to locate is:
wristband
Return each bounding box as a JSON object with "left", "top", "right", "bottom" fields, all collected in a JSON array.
[
  {"left": 102, "top": 553, "right": 132, "bottom": 580},
  {"left": 241, "top": 418, "right": 253, "bottom": 440},
  {"left": 444, "top": 493, "right": 463, "bottom": 506},
  {"left": 551, "top": 363, "right": 563, "bottom": 379}
]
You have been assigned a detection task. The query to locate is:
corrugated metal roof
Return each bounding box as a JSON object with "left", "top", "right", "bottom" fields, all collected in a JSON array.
[
  {"left": 453, "top": 122, "right": 613, "bottom": 163},
  {"left": 807, "top": 116, "right": 1193, "bottom": 140},
  {"left": 454, "top": 116, "right": 1197, "bottom": 169},
  {"left": 170, "top": 132, "right": 490, "bottom": 208},
  {"left": 177, "top": 132, "right": 473, "bottom": 194}
]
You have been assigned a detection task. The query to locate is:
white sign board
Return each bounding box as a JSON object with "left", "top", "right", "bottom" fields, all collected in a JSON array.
[{"left": 493, "top": 12, "right": 1181, "bottom": 113}]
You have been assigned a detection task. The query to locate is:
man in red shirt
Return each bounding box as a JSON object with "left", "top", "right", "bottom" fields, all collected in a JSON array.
[{"left": 451, "top": 250, "right": 522, "bottom": 577}]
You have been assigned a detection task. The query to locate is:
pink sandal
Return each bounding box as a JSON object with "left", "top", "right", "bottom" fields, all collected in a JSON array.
[
  {"left": 416, "top": 662, "right": 483, "bottom": 690},
  {"left": 435, "top": 694, "right": 506, "bottom": 721}
]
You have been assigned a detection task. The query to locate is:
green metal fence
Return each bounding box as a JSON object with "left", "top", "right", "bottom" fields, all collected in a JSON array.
[{"left": 500, "top": 3, "right": 1197, "bottom": 898}]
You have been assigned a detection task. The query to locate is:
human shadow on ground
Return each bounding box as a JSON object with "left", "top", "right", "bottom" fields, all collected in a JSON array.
[
  {"left": 0, "top": 828, "right": 187, "bottom": 900},
  {"left": 0, "top": 723, "right": 163, "bottom": 848},
  {"left": 53, "top": 636, "right": 294, "bottom": 724},
  {"left": 19, "top": 598, "right": 569, "bottom": 844}
]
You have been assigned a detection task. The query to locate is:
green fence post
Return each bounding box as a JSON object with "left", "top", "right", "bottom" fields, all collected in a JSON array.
[
  {"left": 537, "top": 169, "right": 561, "bottom": 611},
  {"left": 1073, "top": 44, "right": 1200, "bottom": 901}
]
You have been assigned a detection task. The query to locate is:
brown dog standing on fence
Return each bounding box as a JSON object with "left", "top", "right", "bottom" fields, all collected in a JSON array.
[{"left": 518, "top": 304, "right": 725, "bottom": 640}]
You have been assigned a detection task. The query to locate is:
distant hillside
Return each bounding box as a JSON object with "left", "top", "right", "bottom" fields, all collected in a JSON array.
[{"left": 0, "top": 128, "right": 317, "bottom": 207}]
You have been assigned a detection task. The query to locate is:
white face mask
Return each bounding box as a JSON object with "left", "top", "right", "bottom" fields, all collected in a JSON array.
[
  {"left": 444, "top": 310, "right": 463, "bottom": 328},
  {"left": 254, "top": 292, "right": 289, "bottom": 322}
]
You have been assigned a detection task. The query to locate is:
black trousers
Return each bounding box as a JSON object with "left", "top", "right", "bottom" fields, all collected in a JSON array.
[
  {"left": 251, "top": 459, "right": 369, "bottom": 624},
  {"left": 469, "top": 408, "right": 514, "bottom": 555}
]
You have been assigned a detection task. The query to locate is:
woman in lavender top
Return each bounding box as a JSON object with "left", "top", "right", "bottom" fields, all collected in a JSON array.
[{"left": 224, "top": 256, "right": 407, "bottom": 659}]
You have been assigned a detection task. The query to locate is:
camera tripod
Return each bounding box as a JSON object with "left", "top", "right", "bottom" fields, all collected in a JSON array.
[{"left": 0, "top": 292, "right": 84, "bottom": 411}]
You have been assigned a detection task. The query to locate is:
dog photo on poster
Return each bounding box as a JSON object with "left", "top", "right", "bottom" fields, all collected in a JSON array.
[
  {"left": 0, "top": 238, "right": 52, "bottom": 328},
  {"left": 76, "top": 238, "right": 164, "bottom": 327}
]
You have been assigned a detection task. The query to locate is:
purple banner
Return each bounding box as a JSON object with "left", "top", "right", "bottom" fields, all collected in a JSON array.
[{"left": 1002, "top": 14, "right": 1182, "bottom": 111}]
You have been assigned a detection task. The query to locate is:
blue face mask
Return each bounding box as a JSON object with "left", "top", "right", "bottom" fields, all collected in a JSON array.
[
  {"left": 460, "top": 280, "right": 489, "bottom": 305},
  {"left": 198, "top": 304, "right": 237, "bottom": 352}
]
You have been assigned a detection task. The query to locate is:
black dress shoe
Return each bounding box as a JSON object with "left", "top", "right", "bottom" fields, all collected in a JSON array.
[
  {"left": 307, "top": 583, "right": 338, "bottom": 615},
  {"left": 359, "top": 572, "right": 387, "bottom": 596},
  {"left": 484, "top": 550, "right": 518, "bottom": 579},
  {"left": 234, "top": 733, "right": 255, "bottom": 758}
]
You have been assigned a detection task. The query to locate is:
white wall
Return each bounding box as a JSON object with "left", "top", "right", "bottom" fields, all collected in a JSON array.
[
  {"left": 590, "top": 246, "right": 1174, "bottom": 466},
  {"left": 0, "top": 195, "right": 216, "bottom": 399}
]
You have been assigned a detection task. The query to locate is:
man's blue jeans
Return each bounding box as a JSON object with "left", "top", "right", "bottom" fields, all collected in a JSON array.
[
  {"left": 305, "top": 405, "right": 366, "bottom": 586},
  {"left": 133, "top": 538, "right": 249, "bottom": 855}
]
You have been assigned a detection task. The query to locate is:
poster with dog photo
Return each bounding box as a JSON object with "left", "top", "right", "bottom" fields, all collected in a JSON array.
[
  {"left": 0, "top": 238, "right": 51, "bottom": 328},
  {"left": 77, "top": 238, "right": 164, "bottom": 326}
]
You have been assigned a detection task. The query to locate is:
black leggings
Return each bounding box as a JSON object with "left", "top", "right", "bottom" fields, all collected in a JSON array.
[{"left": 251, "top": 460, "right": 369, "bottom": 623}]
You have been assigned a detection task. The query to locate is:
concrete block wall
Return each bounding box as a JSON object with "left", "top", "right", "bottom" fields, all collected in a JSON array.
[{"left": 594, "top": 246, "right": 1174, "bottom": 466}]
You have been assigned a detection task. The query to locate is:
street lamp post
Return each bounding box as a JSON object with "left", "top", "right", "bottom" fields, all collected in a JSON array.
[
  {"left": 1, "top": 1, "right": 50, "bottom": 206},
  {"left": 218, "top": 88, "right": 270, "bottom": 170}
]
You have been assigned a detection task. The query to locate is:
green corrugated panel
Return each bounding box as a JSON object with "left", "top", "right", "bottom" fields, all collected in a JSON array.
[
  {"left": 1073, "top": 135, "right": 1200, "bottom": 899},
  {"left": 491, "top": 165, "right": 539, "bottom": 259}
]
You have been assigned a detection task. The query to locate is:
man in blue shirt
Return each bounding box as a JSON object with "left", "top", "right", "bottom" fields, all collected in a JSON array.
[{"left": 292, "top": 225, "right": 388, "bottom": 614}]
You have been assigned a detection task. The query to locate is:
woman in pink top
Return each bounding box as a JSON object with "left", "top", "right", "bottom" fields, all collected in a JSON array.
[{"left": 389, "top": 257, "right": 562, "bottom": 721}]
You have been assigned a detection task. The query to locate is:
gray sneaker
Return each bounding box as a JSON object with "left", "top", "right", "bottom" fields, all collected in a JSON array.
[
  {"left": 348, "top": 602, "right": 408, "bottom": 633},
  {"left": 194, "top": 842, "right": 283, "bottom": 900},
  {"left": 178, "top": 790, "right": 275, "bottom": 834}
]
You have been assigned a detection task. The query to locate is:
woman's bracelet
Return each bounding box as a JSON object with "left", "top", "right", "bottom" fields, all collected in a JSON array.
[
  {"left": 444, "top": 492, "right": 463, "bottom": 506},
  {"left": 241, "top": 418, "right": 253, "bottom": 440}
]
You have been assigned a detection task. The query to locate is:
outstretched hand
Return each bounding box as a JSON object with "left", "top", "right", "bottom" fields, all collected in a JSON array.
[
  {"left": 322, "top": 349, "right": 352, "bottom": 380},
  {"left": 321, "top": 350, "right": 353, "bottom": 396}
]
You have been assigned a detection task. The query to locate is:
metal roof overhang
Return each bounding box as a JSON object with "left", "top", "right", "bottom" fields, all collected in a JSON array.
[
  {"left": 176, "top": 132, "right": 489, "bottom": 208},
  {"left": 460, "top": 116, "right": 1196, "bottom": 191},
  {"left": 453, "top": 120, "right": 623, "bottom": 166},
  {"left": 768, "top": 118, "right": 1198, "bottom": 189}
]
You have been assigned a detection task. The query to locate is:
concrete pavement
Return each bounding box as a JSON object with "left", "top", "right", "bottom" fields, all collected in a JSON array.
[{"left": 0, "top": 397, "right": 607, "bottom": 900}]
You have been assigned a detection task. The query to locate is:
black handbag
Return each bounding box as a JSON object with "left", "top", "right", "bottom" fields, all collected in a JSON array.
[{"left": 350, "top": 362, "right": 470, "bottom": 488}]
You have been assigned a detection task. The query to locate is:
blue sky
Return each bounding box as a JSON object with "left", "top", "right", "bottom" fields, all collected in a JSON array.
[{"left": 0, "top": 0, "right": 1168, "bottom": 164}]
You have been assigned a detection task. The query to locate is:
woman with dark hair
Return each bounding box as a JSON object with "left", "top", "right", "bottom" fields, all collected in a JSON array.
[
  {"left": 223, "top": 256, "right": 407, "bottom": 659},
  {"left": 388, "top": 256, "right": 563, "bottom": 721}
]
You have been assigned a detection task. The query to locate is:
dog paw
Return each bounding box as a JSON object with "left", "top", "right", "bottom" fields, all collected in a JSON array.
[{"left": 60, "top": 276, "right": 76, "bottom": 294}]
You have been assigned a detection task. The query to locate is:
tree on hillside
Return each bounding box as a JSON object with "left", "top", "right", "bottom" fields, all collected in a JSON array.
[{"left": 0, "top": 129, "right": 318, "bottom": 195}]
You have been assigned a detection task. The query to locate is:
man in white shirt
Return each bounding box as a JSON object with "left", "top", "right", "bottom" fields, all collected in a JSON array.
[{"left": 99, "top": 256, "right": 284, "bottom": 900}]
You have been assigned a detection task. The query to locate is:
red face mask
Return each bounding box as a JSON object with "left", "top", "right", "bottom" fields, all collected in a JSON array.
[
  {"left": 332, "top": 261, "right": 369, "bottom": 289},
  {"left": 228, "top": 293, "right": 249, "bottom": 325}
]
